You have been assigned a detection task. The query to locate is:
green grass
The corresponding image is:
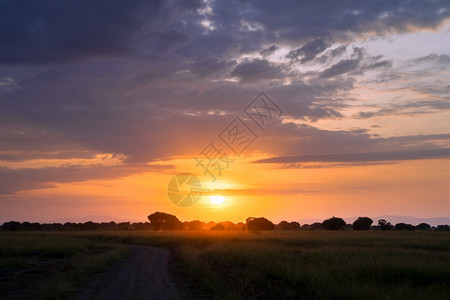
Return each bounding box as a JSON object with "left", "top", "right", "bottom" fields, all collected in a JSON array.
[
  {"left": 83, "top": 230, "right": 450, "bottom": 299},
  {"left": 0, "top": 232, "right": 129, "bottom": 299},
  {"left": 1, "top": 230, "right": 449, "bottom": 299}
]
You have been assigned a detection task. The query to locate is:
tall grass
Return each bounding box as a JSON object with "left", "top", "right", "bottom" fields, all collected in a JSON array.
[
  {"left": 0, "top": 232, "right": 129, "bottom": 299},
  {"left": 1, "top": 230, "right": 449, "bottom": 299},
  {"left": 85, "top": 230, "right": 450, "bottom": 299}
]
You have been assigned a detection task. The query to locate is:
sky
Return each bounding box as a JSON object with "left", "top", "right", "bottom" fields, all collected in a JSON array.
[{"left": 0, "top": 0, "right": 450, "bottom": 224}]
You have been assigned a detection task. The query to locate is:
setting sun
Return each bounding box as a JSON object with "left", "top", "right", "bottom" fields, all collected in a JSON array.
[{"left": 209, "top": 195, "right": 225, "bottom": 205}]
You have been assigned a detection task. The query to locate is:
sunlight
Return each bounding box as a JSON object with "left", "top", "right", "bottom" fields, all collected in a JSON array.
[{"left": 209, "top": 195, "right": 225, "bottom": 205}]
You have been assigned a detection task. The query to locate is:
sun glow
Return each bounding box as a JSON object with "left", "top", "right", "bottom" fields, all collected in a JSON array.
[{"left": 209, "top": 195, "right": 225, "bottom": 205}]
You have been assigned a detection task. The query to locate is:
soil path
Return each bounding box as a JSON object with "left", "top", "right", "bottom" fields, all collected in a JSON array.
[{"left": 72, "top": 244, "right": 180, "bottom": 300}]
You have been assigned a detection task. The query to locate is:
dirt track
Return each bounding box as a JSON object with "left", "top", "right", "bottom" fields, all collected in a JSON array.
[{"left": 72, "top": 245, "right": 180, "bottom": 300}]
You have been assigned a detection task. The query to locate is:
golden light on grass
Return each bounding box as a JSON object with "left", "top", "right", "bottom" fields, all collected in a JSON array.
[{"left": 209, "top": 195, "right": 225, "bottom": 205}]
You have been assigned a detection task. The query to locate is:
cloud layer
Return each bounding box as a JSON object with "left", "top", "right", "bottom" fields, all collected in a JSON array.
[{"left": 0, "top": 0, "right": 449, "bottom": 194}]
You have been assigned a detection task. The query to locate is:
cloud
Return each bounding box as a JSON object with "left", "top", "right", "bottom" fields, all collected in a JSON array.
[
  {"left": 0, "top": 0, "right": 449, "bottom": 196},
  {"left": 260, "top": 45, "right": 279, "bottom": 56},
  {"left": 256, "top": 121, "right": 450, "bottom": 158},
  {"left": 254, "top": 148, "right": 450, "bottom": 164},
  {"left": 286, "top": 37, "right": 333, "bottom": 63},
  {"left": 0, "top": 0, "right": 203, "bottom": 64},
  {"left": 320, "top": 59, "right": 360, "bottom": 78},
  {"left": 316, "top": 45, "right": 348, "bottom": 63},
  {"left": 230, "top": 58, "right": 287, "bottom": 82},
  {"left": 355, "top": 99, "right": 450, "bottom": 119},
  {"left": 2, "top": 0, "right": 449, "bottom": 67},
  {"left": 0, "top": 163, "right": 172, "bottom": 194},
  {"left": 319, "top": 46, "right": 392, "bottom": 78},
  {"left": 188, "top": 55, "right": 236, "bottom": 77},
  {"left": 411, "top": 53, "right": 450, "bottom": 65}
]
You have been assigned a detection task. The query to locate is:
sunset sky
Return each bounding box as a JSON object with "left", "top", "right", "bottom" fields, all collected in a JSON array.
[{"left": 1, "top": 0, "right": 450, "bottom": 224}]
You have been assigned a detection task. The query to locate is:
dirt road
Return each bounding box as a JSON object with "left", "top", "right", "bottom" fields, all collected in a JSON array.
[{"left": 72, "top": 244, "right": 180, "bottom": 300}]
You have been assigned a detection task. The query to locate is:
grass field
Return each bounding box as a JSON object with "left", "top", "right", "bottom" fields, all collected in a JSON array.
[
  {"left": 0, "top": 232, "right": 129, "bottom": 299},
  {"left": 1, "top": 230, "right": 449, "bottom": 299}
]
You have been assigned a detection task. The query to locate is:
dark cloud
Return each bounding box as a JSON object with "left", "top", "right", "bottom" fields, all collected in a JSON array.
[
  {"left": 355, "top": 99, "right": 450, "bottom": 119},
  {"left": 0, "top": 0, "right": 449, "bottom": 196},
  {"left": 0, "top": 0, "right": 203, "bottom": 64},
  {"left": 0, "top": 163, "right": 173, "bottom": 194},
  {"left": 319, "top": 47, "right": 392, "bottom": 78},
  {"left": 286, "top": 37, "right": 333, "bottom": 63},
  {"left": 204, "top": 0, "right": 450, "bottom": 57},
  {"left": 316, "top": 45, "right": 348, "bottom": 63},
  {"left": 411, "top": 53, "right": 450, "bottom": 65},
  {"left": 255, "top": 121, "right": 450, "bottom": 158},
  {"left": 230, "top": 58, "right": 287, "bottom": 83},
  {"left": 188, "top": 55, "right": 236, "bottom": 77},
  {"left": 255, "top": 148, "right": 450, "bottom": 164},
  {"left": 364, "top": 60, "right": 392, "bottom": 70},
  {"left": 260, "top": 45, "right": 279, "bottom": 57},
  {"left": 2, "top": 0, "right": 448, "bottom": 66},
  {"left": 320, "top": 59, "right": 360, "bottom": 78}
]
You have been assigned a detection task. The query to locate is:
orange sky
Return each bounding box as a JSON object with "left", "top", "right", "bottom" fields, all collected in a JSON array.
[{"left": 2, "top": 154, "right": 449, "bottom": 223}]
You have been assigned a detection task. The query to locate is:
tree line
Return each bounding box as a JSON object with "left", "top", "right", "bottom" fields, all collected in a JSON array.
[{"left": 2, "top": 212, "right": 449, "bottom": 232}]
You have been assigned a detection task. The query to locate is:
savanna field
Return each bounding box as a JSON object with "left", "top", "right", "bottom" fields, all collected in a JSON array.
[{"left": 1, "top": 230, "right": 449, "bottom": 299}]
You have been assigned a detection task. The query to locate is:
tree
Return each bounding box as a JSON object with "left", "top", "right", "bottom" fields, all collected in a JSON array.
[
  {"left": 290, "top": 221, "right": 300, "bottom": 230},
  {"left": 246, "top": 217, "right": 275, "bottom": 231},
  {"left": 210, "top": 223, "right": 224, "bottom": 230},
  {"left": 378, "top": 219, "right": 394, "bottom": 231},
  {"left": 278, "top": 221, "right": 291, "bottom": 230},
  {"left": 147, "top": 212, "right": 182, "bottom": 230},
  {"left": 1, "top": 221, "right": 21, "bottom": 231},
  {"left": 322, "top": 217, "right": 346, "bottom": 230},
  {"left": 310, "top": 222, "right": 323, "bottom": 230},
  {"left": 353, "top": 217, "right": 373, "bottom": 230},
  {"left": 415, "top": 223, "right": 431, "bottom": 230},
  {"left": 436, "top": 225, "right": 450, "bottom": 231},
  {"left": 394, "top": 223, "right": 414, "bottom": 230},
  {"left": 188, "top": 220, "right": 205, "bottom": 230}
]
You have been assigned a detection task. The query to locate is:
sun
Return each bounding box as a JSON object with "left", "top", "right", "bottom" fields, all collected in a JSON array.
[{"left": 209, "top": 195, "right": 225, "bottom": 205}]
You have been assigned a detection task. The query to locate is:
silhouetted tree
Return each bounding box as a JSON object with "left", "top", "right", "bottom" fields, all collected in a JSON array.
[
  {"left": 219, "top": 221, "right": 236, "bottom": 230},
  {"left": 310, "top": 222, "right": 323, "bottom": 230},
  {"left": 290, "top": 221, "right": 300, "bottom": 230},
  {"left": 278, "top": 221, "right": 291, "bottom": 230},
  {"left": 378, "top": 219, "right": 394, "bottom": 231},
  {"left": 118, "top": 222, "right": 132, "bottom": 231},
  {"left": 246, "top": 217, "right": 275, "bottom": 231},
  {"left": 147, "top": 212, "right": 182, "bottom": 230},
  {"left": 353, "top": 217, "right": 373, "bottom": 230},
  {"left": 322, "top": 217, "right": 346, "bottom": 230},
  {"left": 415, "top": 223, "right": 431, "bottom": 230},
  {"left": 210, "top": 223, "right": 224, "bottom": 230},
  {"left": 394, "top": 223, "right": 415, "bottom": 230},
  {"left": 236, "top": 222, "right": 246, "bottom": 230},
  {"left": 133, "top": 222, "right": 152, "bottom": 230},
  {"left": 204, "top": 221, "right": 216, "bottom": 230},
  {"left": 299, "top": 224, "right": 308, "bottom": 230},
  {"left": 188, "top": 220, "right": 205, "bottom": 230},
  {"left": 1, "top": 221, "right": 20, "bottom": 231},
  {"left": 436, "top": 225, "right": 450, "bottom": 231}
]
